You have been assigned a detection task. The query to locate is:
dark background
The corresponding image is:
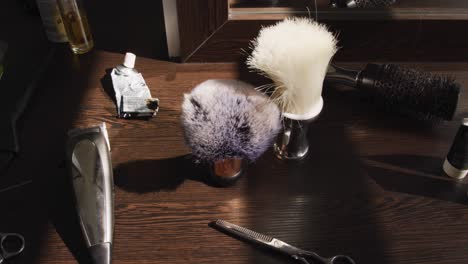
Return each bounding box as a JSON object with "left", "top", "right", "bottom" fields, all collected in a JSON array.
[
  {"left": 83, "top": 0, "right": 168, "bottom": 60},
  {"left": 2, "top": 1, "right": 468, "bottom": 264},
  {"left": 1, "top": 0, "right": 169, "bottom": 62},
  {"left": 0, "top": 1, "right": 169, "bottom": 263},
  {"left": 0, "top": 0, "right": 169, "bottom": 187}
]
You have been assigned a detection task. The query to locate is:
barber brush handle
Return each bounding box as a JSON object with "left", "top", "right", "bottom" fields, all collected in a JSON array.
[{"left": 356, "top": 63, "right": 383, "bottom": 92}]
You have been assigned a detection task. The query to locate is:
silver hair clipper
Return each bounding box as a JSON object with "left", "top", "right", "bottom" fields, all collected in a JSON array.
[{"left": 67, "top": 123, "right": 114, "bottom": 264}]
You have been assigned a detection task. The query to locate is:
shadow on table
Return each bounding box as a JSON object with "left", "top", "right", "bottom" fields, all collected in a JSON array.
[
  {"left": 114, "top": 154, "right": 213, "bottom": 193},
  {"left": 364, "top": 154, "right": 468, "bottom": 205},
  {"left": 51, "top": 166, "right": 93, "bottom": 264},
  {"left": 0, "top": 180, "right": 49, "bottom": 264},
  {"left": 240, "top": 87, "right": 391, "bottom": 264},
  {"left": 42, "top": 51, "right": 105, "bottom": 264},
  {"left": 100, "top": 68, "right": 117, "bottom": 108},
  {"left": 0, "top": 4, "right": 60, "bottom": 262}
]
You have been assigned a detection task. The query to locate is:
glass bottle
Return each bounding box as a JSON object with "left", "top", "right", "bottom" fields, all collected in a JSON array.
[{"left": 56, "top": 0, "right": 94, "bottom": 54}]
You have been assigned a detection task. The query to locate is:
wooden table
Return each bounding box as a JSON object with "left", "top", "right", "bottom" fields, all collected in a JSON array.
[{"left": 3, "top": 48, "right": 468, "bottom": 264}]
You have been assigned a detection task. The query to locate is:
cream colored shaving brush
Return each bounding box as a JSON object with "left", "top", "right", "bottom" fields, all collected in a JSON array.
[{"left": 247, "top": 17, "right": 337, "bottom": 160}]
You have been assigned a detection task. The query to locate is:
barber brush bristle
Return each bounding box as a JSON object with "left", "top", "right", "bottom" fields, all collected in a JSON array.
[
  {"left": 247, "top": 17, "right": 337, "bottom": 117},
  {"left": 366, "top": 64, "right": 460, "bottom": 120},
  {"left": 181, "top": 79, "right": 281, "bottom": 163}
]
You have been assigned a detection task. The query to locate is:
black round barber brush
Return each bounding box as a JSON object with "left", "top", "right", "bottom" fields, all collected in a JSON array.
[
  {"left": 326, "top": 64, "right": 461, "bottom": 121},
  {"left": 331, "top": 0, "right": 397, "bottom": 8}
]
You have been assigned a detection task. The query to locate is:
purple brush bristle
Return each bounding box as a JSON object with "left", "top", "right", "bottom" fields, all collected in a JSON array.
[{"left": 181, "top": 79, "right": 281, "bottom": 163}]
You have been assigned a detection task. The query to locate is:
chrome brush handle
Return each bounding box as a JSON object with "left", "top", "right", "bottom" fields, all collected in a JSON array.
[
  {"left": 274, "top": 116, "right": 316, "bottom": 160},
  {"left": 274, "top": 97, "right": 323, "bottom": 161}
]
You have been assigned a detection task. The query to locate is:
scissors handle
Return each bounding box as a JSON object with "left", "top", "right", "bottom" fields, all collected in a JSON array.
[
  {"left": 329, "top": 255, "right": 355, "bottom": 264},
  {"left": 0, "top": 233, "right": 25, "bottom": 260}
]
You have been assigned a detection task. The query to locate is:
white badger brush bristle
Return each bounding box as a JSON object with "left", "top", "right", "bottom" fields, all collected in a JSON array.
[{"left": 247, "top": 17, "right": 337, "bottom": 118}]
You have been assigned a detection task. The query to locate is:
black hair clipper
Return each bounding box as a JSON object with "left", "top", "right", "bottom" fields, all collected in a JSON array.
[{"left": 66, "top": 123, "right": 114, "bottom": 264}]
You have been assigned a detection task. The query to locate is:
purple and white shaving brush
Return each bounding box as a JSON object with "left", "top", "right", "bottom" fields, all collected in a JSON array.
[{"left": 181, "top": 79, "right": 281, "bottom": 185}]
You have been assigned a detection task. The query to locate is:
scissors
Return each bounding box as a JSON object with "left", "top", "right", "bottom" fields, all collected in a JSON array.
[
  {"left": 210, "top": 220, "right": 355, "bottom": 264},
  {"left": 0, "top": 233, "right": 25, "bottom": 263}
]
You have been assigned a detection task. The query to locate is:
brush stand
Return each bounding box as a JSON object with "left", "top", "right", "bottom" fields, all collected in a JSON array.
[
  {"left": 274, "top": 117, "right": 315, "bottom": 160},
  {"left": 274, "top": 97, "right": 323, "bottom": 160}
]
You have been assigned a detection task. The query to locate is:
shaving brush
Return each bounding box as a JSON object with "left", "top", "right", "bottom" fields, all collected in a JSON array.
[
  {"left": 181, "top": 79, "right": 281, "bottom": 186},
  {"left": 326, "top": 64, "right": 460, "bottom": 121},
  {"left": 331, "top": 0, "right": 396, "bottom": 8},
  {"left": 247, "top": 17, "right": 338, "bottom": 160}
]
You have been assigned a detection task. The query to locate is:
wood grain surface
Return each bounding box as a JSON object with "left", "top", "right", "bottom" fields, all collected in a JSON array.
[
  {"left": 176, "top": 0, "right": 228, "bottom": 62},
  {"left": 177, "top": 0, "right": 468, "bottom": 62},
  {"left": 186, "top": 19, "right": 468, "bottom": 63},
  {"left": 229, "top": 0, "right": 468, "bottom": 8},
  {"left": 3, "top": 48, "right": 468, "bottom": 264},
  {"left": 229, "top": 0, "right": 468, "bottom": 20}
]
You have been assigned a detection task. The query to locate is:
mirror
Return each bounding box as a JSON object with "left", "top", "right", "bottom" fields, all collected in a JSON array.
[
  {"left": 169, "top": 0, "right": 468, "bottom": 62},
  {"left": 229, "top": 0, "right": 468, "bottom": 20}
]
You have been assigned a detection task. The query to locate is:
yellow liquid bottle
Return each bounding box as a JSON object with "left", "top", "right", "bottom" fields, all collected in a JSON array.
[{"left": 57, "top": 0, "right": 94, "bottom": 54}]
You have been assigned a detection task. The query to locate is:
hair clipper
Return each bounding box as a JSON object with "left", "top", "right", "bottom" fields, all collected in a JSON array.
[{"left": 66, "top": 123, "right": 114, "bottom": 264}]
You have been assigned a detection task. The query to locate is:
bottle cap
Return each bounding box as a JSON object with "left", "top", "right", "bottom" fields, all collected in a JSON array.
[
  {"left": 443, "top": 159, "right": 468, "bottom": 180},
  {"left": 463, "top": 117, "right": 468, "bottom": 126},
  {"left": 123, "top": 53, "right": 136, "bottom": 68}
]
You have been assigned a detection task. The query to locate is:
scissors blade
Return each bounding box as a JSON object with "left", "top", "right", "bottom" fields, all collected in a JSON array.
[{"left": 210, "top": 219, "right": 303, "bottom": 257}]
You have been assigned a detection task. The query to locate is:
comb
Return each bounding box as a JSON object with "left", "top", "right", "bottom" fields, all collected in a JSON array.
[{"left": 212, "top": 219, "right": 274, "bottom": 243}]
